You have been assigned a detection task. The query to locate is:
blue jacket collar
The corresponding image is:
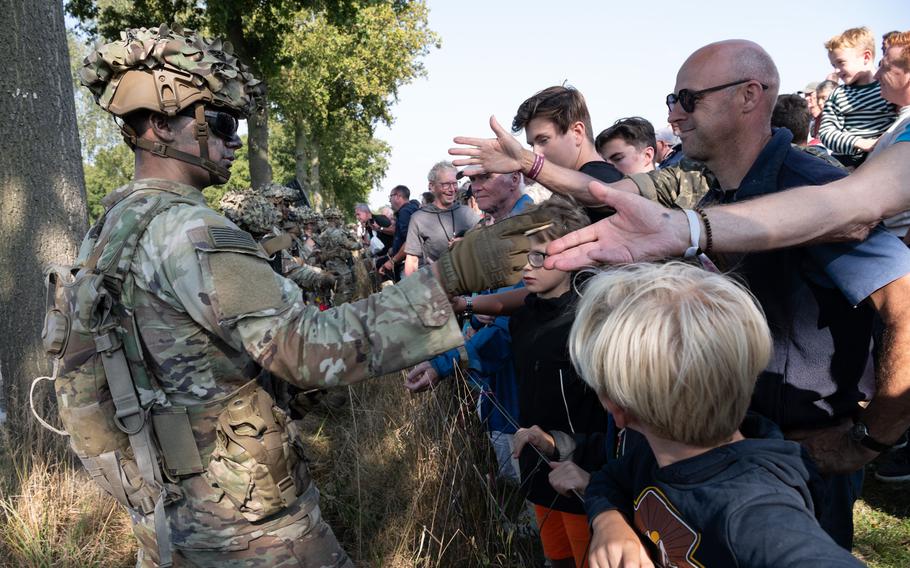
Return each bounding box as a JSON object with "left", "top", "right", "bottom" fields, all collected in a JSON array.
[{"left": 730, "top": 128, "right": 792, "bottom": 201}]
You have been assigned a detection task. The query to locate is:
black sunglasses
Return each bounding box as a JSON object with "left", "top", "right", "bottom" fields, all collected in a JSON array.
[
  {"left": 666, "top": 79, "right": 769, "bottom": 113},
  {"left": 178, "top": 107, "right": 240, "bottom": 140}
]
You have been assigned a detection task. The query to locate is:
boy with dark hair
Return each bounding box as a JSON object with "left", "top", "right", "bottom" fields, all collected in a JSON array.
[
  {"left": 820, "top": 26, "right": 897, "bottom": 167},
  {"left": 594, "top": 117, "right": 657, "bottom": 175},
  {"left": 772, "top": 94, "right": 812, "bottom": 144},
  {"left": 508, "top": 197, "right": 609, "bottom": 568},
  {"left": 512, "top": 86, "right": 622, "bottom": 220},
  {"left": 571, "top": 262, "right": 864, "bottom": 568}
]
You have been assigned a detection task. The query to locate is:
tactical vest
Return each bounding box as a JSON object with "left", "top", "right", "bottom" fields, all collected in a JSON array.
[{"left": 34, "top": 182, "right": 306, "bottom": 567}]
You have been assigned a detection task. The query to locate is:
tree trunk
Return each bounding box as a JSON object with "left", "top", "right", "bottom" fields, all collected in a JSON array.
[
  {"left": 220, "top": 11, "right": 272, "bottom": 189},
  {"left": 294, "top": 120, "right": 324, "bottom": 208},
  {"left": 247, "top": 100, "right": 273, "bottom": 189},
  {"left": 0, "top": 0, "right": 88, "bottom": 425}
]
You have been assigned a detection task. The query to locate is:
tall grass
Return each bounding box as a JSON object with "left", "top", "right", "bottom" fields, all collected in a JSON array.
[{"left": 0, "top": 370, "right": 542, "bottom": 567}]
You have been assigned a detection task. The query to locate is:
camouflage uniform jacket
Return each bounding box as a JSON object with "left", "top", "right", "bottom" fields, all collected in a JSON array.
[
  {"left": 314, "top": 227, "right": 361, "bottom": 263},
  {"left": 80, "top": 178, "right": 463, "bottom": 550},
  {"left": 623, "top": 156, "right": 717, "bottom": 209}
]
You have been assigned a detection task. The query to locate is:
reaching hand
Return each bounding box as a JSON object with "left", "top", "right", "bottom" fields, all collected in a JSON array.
[
  {"left": 405, "top": 361, "right": 441, "bottom": 393},
  {"left": 449, "top": 116, "right": 528, "bottom": 175},
  {"left": 545, "top": 181, "right": 689, "bottom": 270},
  {"left": 548, "top": 461, "right": 591, "bottom": 497},
  {"left": 789, "top": 421, "right": 878, "bottom": 475},
  {"left": 589, "top": 511, "right": 656, "bottom": 568},
  {"left": 512, "top": 425, "right": 556, "bottom": 459}
]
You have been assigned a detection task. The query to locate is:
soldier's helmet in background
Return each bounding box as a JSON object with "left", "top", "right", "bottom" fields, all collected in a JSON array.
[
  {"left": 219, "top": 190, "right": 280, "bottom": 235},
  {"left": 259, "top": 182, "right": 301, "bottom": 203},
  {"left": 323, "top": 207, "right": 344, "bottom": 221}
]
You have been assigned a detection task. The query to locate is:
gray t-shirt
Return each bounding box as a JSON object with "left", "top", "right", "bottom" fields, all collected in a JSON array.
[{"left": 404, "top": 203, "right": 480, "bottom": 265}]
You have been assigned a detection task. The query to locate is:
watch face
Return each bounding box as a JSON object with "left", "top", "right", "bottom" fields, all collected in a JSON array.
[{"left": 850, "top": 422, "right": 868, "bottom": 442}]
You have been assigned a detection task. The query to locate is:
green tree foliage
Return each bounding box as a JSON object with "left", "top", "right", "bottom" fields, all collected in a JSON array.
[
  {"left": 83, "top": 144, "right": 134, "bottom": 221},
  {"left": 65, "top": 1, "right": 438, "bottom": 213},
  {"left": 271, "top": 2, "right": 438, "bottom": 206}
]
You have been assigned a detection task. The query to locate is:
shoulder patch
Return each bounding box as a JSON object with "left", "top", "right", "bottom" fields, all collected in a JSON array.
[{"left": 209, "top": 226, "right": 259, "bottom": 251}]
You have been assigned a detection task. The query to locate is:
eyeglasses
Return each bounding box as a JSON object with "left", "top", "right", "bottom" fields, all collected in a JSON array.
[
  {"left": 435, "top": 181, "right": 459, "bottom": 189},
  {"left": 527, "top": 251, "right": 548, "bottom": 268},
  {"left": 666, "top": 79, "right": 769, "bottom": 113}
]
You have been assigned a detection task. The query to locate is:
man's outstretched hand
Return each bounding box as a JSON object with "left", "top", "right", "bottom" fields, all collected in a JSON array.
[
  {"left": 545, "top": 181, "right": 690, "bottom": 270},
  {"left": 449, "top": 116, "right": 528, "bottom": 175}
]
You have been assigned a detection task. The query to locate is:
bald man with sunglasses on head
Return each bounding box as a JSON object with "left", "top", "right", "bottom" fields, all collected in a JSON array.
[{"left": 451, "top": 39, "right": 910, "bottom": 552}]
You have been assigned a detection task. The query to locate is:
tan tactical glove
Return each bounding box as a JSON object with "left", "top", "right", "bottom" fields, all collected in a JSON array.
[{"left": 437, "top": 210, "right": 552, "bottom": 296}]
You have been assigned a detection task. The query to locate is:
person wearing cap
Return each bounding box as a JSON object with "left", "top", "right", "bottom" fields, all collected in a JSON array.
[
  {"left": 654, "top": 125, "right": 683, "bottom": 168},
  {"left": 62, "top": 24, "right": 549, "bottom": 567}
]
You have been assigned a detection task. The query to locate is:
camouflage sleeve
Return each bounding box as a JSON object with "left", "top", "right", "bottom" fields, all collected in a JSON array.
[
  {"left": 627, "top": 160, "right": 714, "bottom": 209},
  {"left": 285, "top": 263, "right": 331, "bottom": 291},
  {"left": 136, "top": 204, "right": 463, "bottom": 389}
]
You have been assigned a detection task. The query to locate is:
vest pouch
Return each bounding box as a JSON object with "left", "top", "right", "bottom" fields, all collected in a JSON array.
[{"left": 205, "top": 387, "right": 300, "bottom": 522}]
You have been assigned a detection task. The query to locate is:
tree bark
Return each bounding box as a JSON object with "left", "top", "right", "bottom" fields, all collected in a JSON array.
[
  {"left": 294, "top": 120, "right": 324, "bottom": 208},
  {"left": 220, "top": 10, "right": 272, "bottom": 189},
  {"left": 247, "top": 101, "right": 273, "bottom": 189},
  {"left": 0, "top": 0, "right": 88, "bottom": 425}
]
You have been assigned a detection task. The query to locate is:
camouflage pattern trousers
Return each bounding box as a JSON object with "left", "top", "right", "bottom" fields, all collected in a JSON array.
[
  {"left": 130, "top": 478, "right": 353, "bottom": 567},
  {"left": 325, "top": 259, "right": 354, "bottom": 305}
]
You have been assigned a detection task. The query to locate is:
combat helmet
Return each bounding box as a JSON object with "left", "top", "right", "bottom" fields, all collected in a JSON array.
[
  {"left": 79, "top": 24, "right": 264, "bottom": 183},
  {"left": 219, "top": 190, "right": 280, "bottom": 235},
  {"left": 323, "top": 206, "right": 344, "bottom": 221},
  {"left": 258, "top": 181, "right": 301, "bottom": 203}
]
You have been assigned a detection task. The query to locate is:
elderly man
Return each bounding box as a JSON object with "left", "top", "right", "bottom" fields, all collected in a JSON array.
[
  {"left": 407, "top": 170, "right": 533, "bottom": 485},
  {"left": 451, "top": 39, "right": 910, "bottom": 551},
  {"left": 403, "top": 161, "right": 480, "bottom": 276},
  {"left": 654, "top": 125, "right": 683, "bottom": 168}
]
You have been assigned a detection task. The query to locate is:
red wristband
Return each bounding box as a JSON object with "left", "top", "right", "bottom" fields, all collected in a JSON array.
[{"left": 527, "top": 153, "right": 545, "bottom": 180}]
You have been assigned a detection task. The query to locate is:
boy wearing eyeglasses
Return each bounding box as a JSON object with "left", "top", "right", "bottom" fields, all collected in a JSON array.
[{"left": 509, "top": 197, "right": 612, "bottom": 568}]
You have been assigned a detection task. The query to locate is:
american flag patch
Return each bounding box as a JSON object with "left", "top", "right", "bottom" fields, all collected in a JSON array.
[{"left": 208, "top": 227, "right": 259, "bottom": 251}]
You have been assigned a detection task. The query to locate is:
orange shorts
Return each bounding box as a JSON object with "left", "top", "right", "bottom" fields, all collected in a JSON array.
[{"left": 533, "top": 504, "right": 591, "bottom": 567}]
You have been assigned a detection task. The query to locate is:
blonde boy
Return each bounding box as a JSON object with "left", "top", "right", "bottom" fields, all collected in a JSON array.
[
  {"left": 819, "top": 26, "right": 897, "bottom": 167},
  {"left": 570, "top": 263, "right": 862, "bottom": 568}
]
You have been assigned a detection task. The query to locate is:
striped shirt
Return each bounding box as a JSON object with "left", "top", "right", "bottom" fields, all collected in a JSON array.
[{"left": 818, "top": 81, "right": 896, "bottom": 156}]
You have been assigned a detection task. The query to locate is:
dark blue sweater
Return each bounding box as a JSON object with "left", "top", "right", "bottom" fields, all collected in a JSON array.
[{"left": 585, "top": 414, "right": 864, "bottom": 567}]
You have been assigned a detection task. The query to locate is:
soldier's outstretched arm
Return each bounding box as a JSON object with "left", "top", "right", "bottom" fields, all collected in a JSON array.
[{"left": 140, "top": 204, "right": 548, "bottom": 390}]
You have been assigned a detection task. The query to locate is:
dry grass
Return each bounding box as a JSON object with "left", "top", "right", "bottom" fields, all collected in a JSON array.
[{"left": 2, "top": 371, "right": 907, "bottom": 567}]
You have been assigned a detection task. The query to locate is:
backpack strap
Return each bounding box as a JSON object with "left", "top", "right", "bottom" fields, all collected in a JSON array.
[{"left": 85, "top": 187, "right": 199, "bottom": 568}]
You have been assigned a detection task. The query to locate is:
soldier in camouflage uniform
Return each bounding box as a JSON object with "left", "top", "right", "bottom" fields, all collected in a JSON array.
[
  {"left": 219, "top": 191, "right": 335, "bottom": 297},
  {"left": 63, "top": 24, "right": 546, "bottom": 567},
  {"left": 315, "top": 207, "right": 361, "bottom": 305}
]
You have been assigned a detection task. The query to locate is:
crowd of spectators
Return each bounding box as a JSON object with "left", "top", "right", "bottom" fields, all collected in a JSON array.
[{"left": 336, "top": 26, "right": 910, "bottom": 568}]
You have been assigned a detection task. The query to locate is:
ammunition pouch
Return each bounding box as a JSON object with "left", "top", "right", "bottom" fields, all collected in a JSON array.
[{"left": 205, "top": 383, "right": 304, "bottom": 522}]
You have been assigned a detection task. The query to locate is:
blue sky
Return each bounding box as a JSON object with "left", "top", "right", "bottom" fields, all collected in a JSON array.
[{"left": 367, "top": 0, "right": 909, "bottom": 208}]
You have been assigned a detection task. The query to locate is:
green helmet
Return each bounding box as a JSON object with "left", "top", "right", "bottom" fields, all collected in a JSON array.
[
  {"left": 219, "top": 190, "right": 280, "bottom": 235},
  {"left": 323, "top": 207, "right": 344, "bottom": 221},
  {"left": 258, "top": 182, "right": 300, "bottom": 202},
  {"left": 79, "top": 24, "right": 265, "bottom": 182}
]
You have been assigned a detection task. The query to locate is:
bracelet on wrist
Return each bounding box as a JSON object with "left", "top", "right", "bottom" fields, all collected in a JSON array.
[
  {"left": 463, "top": 295, "right": 474, "bottom": 317},
  {"left": 694, "top": 207, "right": 713, "bottom": 255},
  {"left": 527, "top": 153, "right": 545, "bottom": 180}
]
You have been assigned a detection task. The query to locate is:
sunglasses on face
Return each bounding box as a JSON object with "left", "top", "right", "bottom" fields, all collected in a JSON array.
[
  {"left": 666, "top": 79, "right": 769, "bottom": 113},
  {"left": 203, "top": 110, "right": 240, "bottom": 140},
  {"left": 178, "top": 107, "right": 240, "bottom": 140}
]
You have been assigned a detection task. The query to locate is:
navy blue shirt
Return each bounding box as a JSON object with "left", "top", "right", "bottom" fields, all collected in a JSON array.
[
  {"left": 585, "top": 415, "right": 863, "bottom": 567},
  {"left": 700, "top": 129, "right": 910, "bottom": 431},
  {"left": 390, "top": 199, "right": 420, "bottom": 256}
]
